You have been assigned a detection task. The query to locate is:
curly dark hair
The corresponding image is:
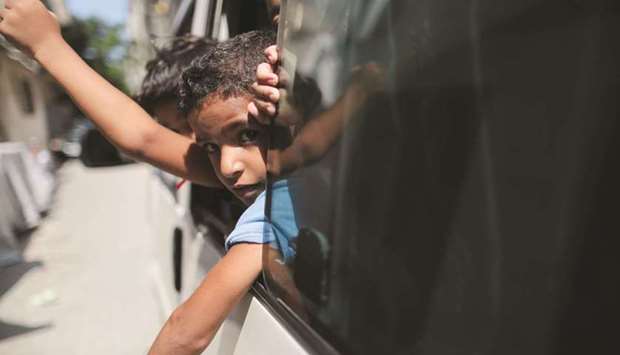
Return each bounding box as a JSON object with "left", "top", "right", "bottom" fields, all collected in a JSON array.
[
  {"left": 178, "top": 30, "right": 276, "bottom": 116},
  {"left": 135, "top": 36, "right": 216, "bottom": 114}
]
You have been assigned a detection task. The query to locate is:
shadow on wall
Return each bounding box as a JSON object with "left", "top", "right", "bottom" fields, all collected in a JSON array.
[
  {"left": 0, "top": 320, "right": 52, "bottom": 342},
  {"left": 0, "top": 260, "right": 43, "bottom": 298},
  {"left": 0, "top": 260, "right": 52, "bottom": 342}
]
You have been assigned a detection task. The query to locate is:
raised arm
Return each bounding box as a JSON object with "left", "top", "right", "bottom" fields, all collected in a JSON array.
[{"left": 0, "top": 0, "right": 220, "bottom": 187}]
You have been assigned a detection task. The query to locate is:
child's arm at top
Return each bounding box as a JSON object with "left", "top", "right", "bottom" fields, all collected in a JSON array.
[{"left": 0, "top": 0, "right": 220, "bottom": 187}]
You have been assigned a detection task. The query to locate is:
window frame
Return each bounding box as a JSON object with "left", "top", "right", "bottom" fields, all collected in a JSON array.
[
  {"left": 251, "top": 280, "right": 341, "bottom": 355},
  {"left": 173, "top": 0, "right": 341, "bottom": 352}
]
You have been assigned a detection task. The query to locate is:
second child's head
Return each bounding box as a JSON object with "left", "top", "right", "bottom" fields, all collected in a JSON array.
[
  {"left": 137, "top": 36, "right": 216, "bottom": 137},
  {"left": 179, "top": 30, "right": 276, "bottom": 205}
]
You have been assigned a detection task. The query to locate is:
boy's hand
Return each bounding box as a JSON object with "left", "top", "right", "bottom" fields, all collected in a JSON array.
[
  {"left": 349, "top": 62, "right": 386, "bottom": 98},
  {"left": 249, "top": 45, "right": 301, "bottom": 127},
  {"left": 0, "top": 0, "right": 62, "bottom": 58},
  {"left": 248, "top": 45, "right": 280, "bottom": 124}
]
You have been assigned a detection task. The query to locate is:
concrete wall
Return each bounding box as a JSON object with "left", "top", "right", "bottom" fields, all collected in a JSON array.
[
  {"left": 0, "top": 54, "right": 50, "bottom": 149},
  {"left": 124, "top": 0, "right": 182, "bottom": 93}
]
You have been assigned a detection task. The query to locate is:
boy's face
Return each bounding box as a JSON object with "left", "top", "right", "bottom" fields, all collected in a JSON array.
[
  {"left": 153, "top": 99, "right": 194, "bottom": 138},
  {"left": 189, "top": 96, "right": 269, "bottom": 205}
]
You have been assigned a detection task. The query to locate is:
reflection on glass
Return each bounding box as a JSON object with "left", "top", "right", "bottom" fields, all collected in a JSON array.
[
  {"left": 265, "top": 0, "right": 620, "bottom": 354},
  {"left": 264, "top": 0, "right": 389, "bottom": 334}
]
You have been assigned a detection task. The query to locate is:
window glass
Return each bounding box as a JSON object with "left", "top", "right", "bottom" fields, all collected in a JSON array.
[
  {"left": 191, "top": 185, "right": 244, "bottom": 248},
  {"left": 173, "top": 1, "right": 272, "bottom": 253},
  {"left": 264, "top": 1, "right": 620, "bottom": 354}
]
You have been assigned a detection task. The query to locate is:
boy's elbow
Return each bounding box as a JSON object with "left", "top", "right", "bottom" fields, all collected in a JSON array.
[
  {"left": 122, "top": 143, "right": 148, "bottom": 162},
  {"left": 165, "top": 306, "right": 214, "bottom": 353},
  {"left": 117, "top": 127, "right": 158, "bottom": 161}
]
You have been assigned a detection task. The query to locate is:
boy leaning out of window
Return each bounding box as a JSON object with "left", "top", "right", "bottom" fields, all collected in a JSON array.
[{"left": 0, "top": 2, "right": 290, "bottom": 354}]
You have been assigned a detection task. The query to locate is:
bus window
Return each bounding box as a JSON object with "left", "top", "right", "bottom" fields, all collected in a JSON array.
[
  {"left": 178, "top": 0, "right": 272, "bottom": 251},
  {"left": 264, "top": 0, "right": 620, "bottom": 354},
  {"left": 190, "top": 185, "right": 244, "bottom": 249}
]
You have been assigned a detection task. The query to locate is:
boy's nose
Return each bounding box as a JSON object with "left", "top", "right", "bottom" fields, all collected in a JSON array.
[{"left": 219, "top": 145, "right": 244, "bottom": 179}]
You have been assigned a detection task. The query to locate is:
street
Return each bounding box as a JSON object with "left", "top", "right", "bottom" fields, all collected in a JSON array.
[{"left": 0, "top": 161, "right": 162, "bottom": 355}]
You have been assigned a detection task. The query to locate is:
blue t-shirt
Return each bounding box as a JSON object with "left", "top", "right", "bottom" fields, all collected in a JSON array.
[{"left": 225, "top": 179, "right": 299, "bottom": 262}]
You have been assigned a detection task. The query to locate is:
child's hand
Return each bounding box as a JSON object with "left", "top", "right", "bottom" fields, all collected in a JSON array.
[
  {"left": 349, "top": 62, "right": 386, "bottom": 97},
  {"left": 249, "top": 45, "right": 301, "bottom": 127},
  {"left": 0, "top": 0, "right": 62, "bottom": 58},
  {"left": 248, "top": 45, "right": 280, "bottom": 125}
]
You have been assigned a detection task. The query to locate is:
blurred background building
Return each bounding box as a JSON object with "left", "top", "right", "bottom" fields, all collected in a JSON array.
[
  {"left": 0, "top": 0, "right": 187, "bottom": 266},
  {"left": 0, "top": 0, "right": 72, "bottom": 148},
  {"left": 0, "top": 0, "right": 73, "bottom": 266},
  {"left": 124, "top": 0, "right": 181, "bottom": 92}
]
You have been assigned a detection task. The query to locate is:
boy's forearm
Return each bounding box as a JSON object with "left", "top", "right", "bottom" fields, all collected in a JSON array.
[
  {"left": 35, "top": 38, "right": 151, "bottom": 154},
  {"left": 148, "top": 244, "right": 262, "bottom": 355},
  {"left": 148, "top": 303, "right": 221, "bottom": 355}
]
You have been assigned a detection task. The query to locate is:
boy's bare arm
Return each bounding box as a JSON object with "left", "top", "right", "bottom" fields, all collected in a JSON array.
[
  {"left": 148, "top": 243, "right": 263, "bottom": 355},
  {"left": 0, "top": 0, "right": 220, "bottom": 187}
]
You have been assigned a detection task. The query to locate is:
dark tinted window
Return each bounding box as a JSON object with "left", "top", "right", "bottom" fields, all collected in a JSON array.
[
  {"left": 182, "top": 1, "right": 269, "bottom": 250},
  {"left": 191, "top": 185, "right": 244, "bottom": 249},
  {"left": 222, "top": 0, "right": 273, "bottom": 35},
  {"left": 264, "top": 1, "right": 620, "bottom": 354}
]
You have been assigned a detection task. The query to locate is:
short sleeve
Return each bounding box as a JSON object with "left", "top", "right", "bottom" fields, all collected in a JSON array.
[
  {"left": 225, "top": 190, "right": 275, "bottom": 251},
  {"left": 224, "top": 179, "right": 300, "bottom": 263}
]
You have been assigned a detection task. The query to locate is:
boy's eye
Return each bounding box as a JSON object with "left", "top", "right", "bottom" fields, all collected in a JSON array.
[{"left": 239, "top": 129, "right": 259, "bottom": 144}]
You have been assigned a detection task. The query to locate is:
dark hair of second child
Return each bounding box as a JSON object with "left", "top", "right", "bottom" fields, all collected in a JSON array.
[{"left": 136, "top": 36, "right": 217, "bottom": 114}]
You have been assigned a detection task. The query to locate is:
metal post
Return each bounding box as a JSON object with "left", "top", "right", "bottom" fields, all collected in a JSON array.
[{"left": 191, "top": 0, "right": 211, "bottom": 37}]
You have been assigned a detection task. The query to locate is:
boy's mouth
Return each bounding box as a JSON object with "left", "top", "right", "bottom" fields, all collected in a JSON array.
[{"left": 232, "top": 182, "right": 265, "bottom": 201}]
